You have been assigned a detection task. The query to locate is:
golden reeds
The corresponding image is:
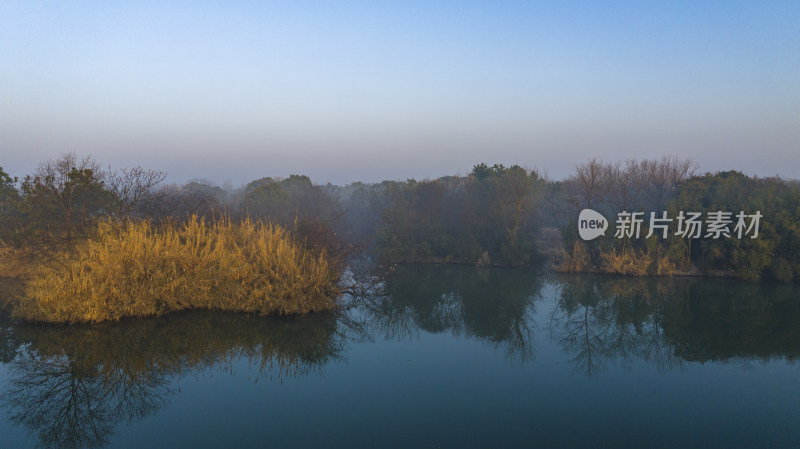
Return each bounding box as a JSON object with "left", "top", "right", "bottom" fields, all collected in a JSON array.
[
  {"left": 13, "top": 216, "right": 339, "bottom": 323},
  {"left": 553, "top": 240, "right": 591, "bottom": 273},
  {"left": 599, "top": 247, "right": 652, "bottom": 276}
]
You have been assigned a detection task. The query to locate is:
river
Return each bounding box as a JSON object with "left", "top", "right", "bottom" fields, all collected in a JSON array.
[{"left": 1, "top": 265, "right": 798, "bottom": 448}]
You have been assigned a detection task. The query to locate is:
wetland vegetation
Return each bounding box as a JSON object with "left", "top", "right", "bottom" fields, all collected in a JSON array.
[{"left": 1, "top": 153, "right": 799, "bottom": 323}]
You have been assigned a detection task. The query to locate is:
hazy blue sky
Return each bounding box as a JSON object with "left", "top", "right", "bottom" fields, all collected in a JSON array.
[{"left": 1, "top": 1, "right": 798, "bottom": 185}]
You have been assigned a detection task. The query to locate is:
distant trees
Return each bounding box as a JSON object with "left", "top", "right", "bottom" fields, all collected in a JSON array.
[
  {"left": 240, "top": 174, "right": 343, "bottom": 255},
  {"left": 371, "top": 164, "right": 543, "bottom": 266},
  {"left": 641, "top": 156, "right": 696, "bottom": 212},
  {"left": 145, "top": 183, "right": 221, "bottom": 222},
  {"left": 556, "top": 157, "right": 800, "bottom": 282},
  {"left": 670, "top": 171, "right": 800, "bottom": 281},
  {"left": 373, "top": 178, "right": 466, "bottom": 263},
  {"left": 335, "top": 185, "right": 379, "bottom": 248},
  {"left": 106, "top": 167, "right": 167, "bottom": 221},
  {"left": 3, "top": 152, "right": 799, "bottom": 283},
  {"left": 566, "top": 158, "right": 605, "bottom": 210},
  {"left": 564, "top": 156, "right": 697, "bottom": 217}
]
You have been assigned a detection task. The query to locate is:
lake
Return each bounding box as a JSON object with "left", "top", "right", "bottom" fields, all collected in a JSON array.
[{"left": 1, "top": 265, "right": 799, "bottom": 448}]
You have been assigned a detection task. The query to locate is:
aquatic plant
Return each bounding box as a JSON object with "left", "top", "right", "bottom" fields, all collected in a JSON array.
[
  {"left": 553, "top": 240, "right": 591, "bottom": 273},
  {"left": 13, "top": 216, "right": 339, "bottom": 323}
]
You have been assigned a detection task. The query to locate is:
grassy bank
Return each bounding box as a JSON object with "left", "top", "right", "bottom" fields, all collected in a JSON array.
[{"left": 9, "top": 216, "right": 339, "bottom": 323}]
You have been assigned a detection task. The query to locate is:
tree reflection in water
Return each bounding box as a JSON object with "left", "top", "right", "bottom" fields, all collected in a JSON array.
[
  {"left": 0, "top": 318, "right": 18, "bottom": 365},
  {"left": 355, "top": 264, "right": 545, "bottom": 363},
  {"left": 6, "top": 352, "right": 171, "bottom": 449},
  {"left": 3, "top": 268, "right": 800, "bottom": 448},
  {"left": 1, "top": 310, "right": 347, "bottom": 449},
  {"left": 549, "top": 275, "right": 688, "bottom": 376},
  {"left": 0, "top": 278, "right": 24, "bottom": 363},
  {"left": 549, "top": 274, "right": 800, "bottom": 376}
]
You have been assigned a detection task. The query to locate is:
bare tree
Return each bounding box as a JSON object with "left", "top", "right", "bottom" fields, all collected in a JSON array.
[
  {"left": 106, "top": 167, "right": 167, "bottom": 221},
  {"left": 666, "top": 156, "right": 697, "bottom": 196},
  {"left": 33, "top": 153, "right": 102, "bottom": 190},
  {"left": 566, "top": 157, "right": 697, "bottom": 216},
  {"left": 641, "top": 156, "right": 697, "bottom": 212},
  {"left": 602, "top": 159, "right": 646, "bottom": 215},
  {"left": 565, "top": 158, "right": 606, "bottom": 210},
  {"left": 142, "top": 184, "right": 220, "bottom": 222}
]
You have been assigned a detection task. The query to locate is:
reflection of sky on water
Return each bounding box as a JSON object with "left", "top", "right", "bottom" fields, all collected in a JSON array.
[{"left": 1, "top": 268, "right": 800, "bottom": 448}]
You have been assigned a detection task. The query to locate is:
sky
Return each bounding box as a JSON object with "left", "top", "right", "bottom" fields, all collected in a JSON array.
[{"left": 1, "top": 0, "right": 798, "bottom": 186}]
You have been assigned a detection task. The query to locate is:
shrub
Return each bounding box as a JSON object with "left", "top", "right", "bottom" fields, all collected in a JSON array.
[
  {"left": 14, "top": 216, "right": 339, "bottom": 323},
  {"left": 599, "top": 247, "right": 651, "bottom": 276},
  {"left": 554, "top": 240, "right": 591, "bottom": 273}
]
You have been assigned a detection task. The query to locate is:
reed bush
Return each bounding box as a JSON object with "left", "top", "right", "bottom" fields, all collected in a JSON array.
[
  {"left": 13, "top": 216, "right": 339, "bottom": 323},
  {"left": 553, "top": 240, "right": 591, "bottom": 273},
  {"left": 0, "top": 246, "right": 36, "bottom": 279},
  {"left": 652, "top": 248, "right": 677, "bottom": 276},
  {"left": 599, "top": 247, "right": 651, "bottom": 276}
]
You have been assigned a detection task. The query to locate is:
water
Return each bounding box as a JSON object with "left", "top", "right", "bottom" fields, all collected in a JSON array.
[{"left": 1, "top": 266, "right": 799, "bottom": 448}]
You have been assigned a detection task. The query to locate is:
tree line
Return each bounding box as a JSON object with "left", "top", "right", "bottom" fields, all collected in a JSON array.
[
  {"left": 556, "top": 158, "right": 800, "bottom": 282},
  {"left": 2, "top": 152, "right": 799, "bottom": 283},
  {"left": 0, "top": 154, "right": 343, "bottom": 322}
]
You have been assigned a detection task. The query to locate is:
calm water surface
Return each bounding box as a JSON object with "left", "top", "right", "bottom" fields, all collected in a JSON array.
[{"left": 1, "top": 266, "right": 799, "bottom": 448}]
